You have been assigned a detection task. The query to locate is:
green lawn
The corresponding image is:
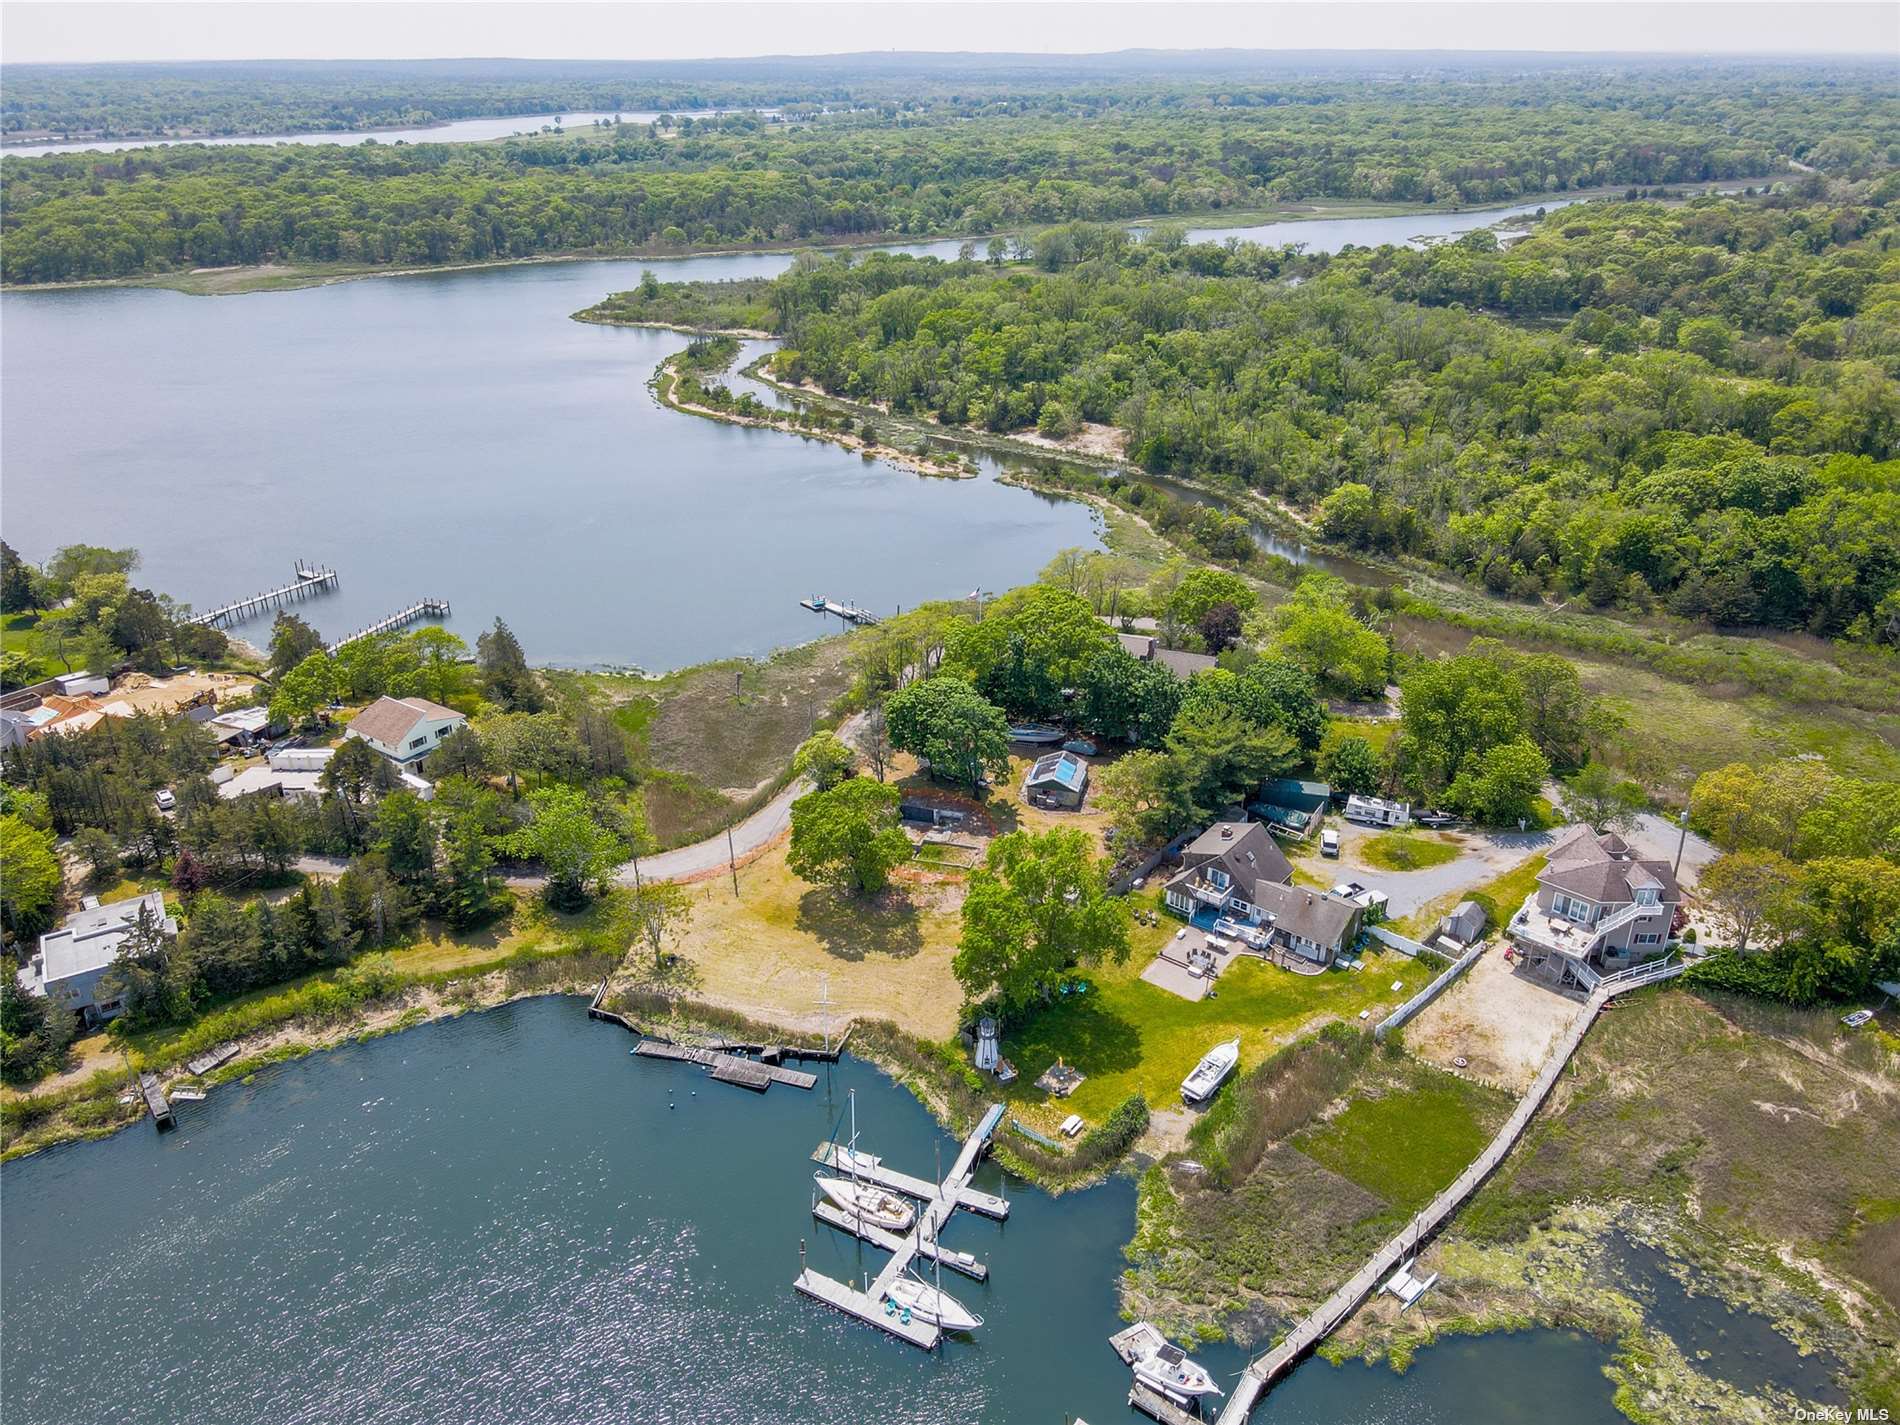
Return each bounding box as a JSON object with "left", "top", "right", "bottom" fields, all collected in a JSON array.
[
  {"left": 1359, "top": 831, "right": 1461, "bottom": 872},
  {"left": 1293, "top": 1064, "right": 1508, "bottom": 1211},
  {"left": 999, "top": 909, "right": 1433, "bottom": 1128},
  {"left": 1397, "top": 854, "right": 1547, "bottom": 939}
]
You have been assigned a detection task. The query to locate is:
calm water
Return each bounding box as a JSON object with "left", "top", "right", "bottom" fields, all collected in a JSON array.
[
  {"left": 0, "top": 199, "right": 1566, "bottom": 671},
  {"left": 0, "top": 996, "right": 1626, "bottom": 1425},
  {"left": 1, "top": 110, "right": 768, "bottom": 158},
  {"left": 1178, "top": 199, "right": 1578, "bottom": 251},
  {"left": 0, "top": 244, "right": 1090, "bottom": 670}
]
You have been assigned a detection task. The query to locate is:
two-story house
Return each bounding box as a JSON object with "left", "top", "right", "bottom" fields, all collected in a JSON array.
[
  {"left": 345, "top": 695, "right": 467, "bottom": 767},
  {"left": 1507, "top": 827, "right": 1681, "bottom": 989},
  {"left": 1161, "top": 821, "right": 1365, "bottom": 969}
]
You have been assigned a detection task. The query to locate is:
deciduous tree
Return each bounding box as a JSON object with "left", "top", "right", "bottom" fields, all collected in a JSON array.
[{"left": 954, "top": 829, "right": 1129, "bottom": 1013}]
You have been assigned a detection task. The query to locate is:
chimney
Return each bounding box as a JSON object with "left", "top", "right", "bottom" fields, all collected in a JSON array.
[{"left": 1220, "top": 826, "right": 1234, "bottom": 840}]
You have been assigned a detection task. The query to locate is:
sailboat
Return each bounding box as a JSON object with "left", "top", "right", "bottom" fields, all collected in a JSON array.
[
  {"left": 884, "top": 1271, "right": 983, "bottom": 1331},
  {"left": 816, "top": 1089, "right": 916, "bottom": 1232},
  {"left": 815, "top": 1176, "right": 916, "bottom": 1231},
  {"left": 1180, "top": 1037, "right": 1241, "bottom": 1104}
]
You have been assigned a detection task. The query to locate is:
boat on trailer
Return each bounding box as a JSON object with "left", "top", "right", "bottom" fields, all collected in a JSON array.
[
  {"left": 1180, "top": 1037, "right": 1241, "bottom": 1104},
  {"left": 884, "top": 1272, "right": 983, "bottom": 1331}
]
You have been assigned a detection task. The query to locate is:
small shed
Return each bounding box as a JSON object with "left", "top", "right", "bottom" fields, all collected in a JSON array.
[
  {"left": 1023, "top": 750, "right": 1089, "bottom": 809},
  {"left": 1443, "top": 901, "right": 1487, "bottom": 945}
]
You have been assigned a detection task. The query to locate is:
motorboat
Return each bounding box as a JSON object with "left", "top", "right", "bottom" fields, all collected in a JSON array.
[
  {"left": 1136, "top": 1338, "right": 1222, "bottom": 1403},
  {"left": 1113, "top": 1321, "right": 1223, "bottom": 1403},
  {"left": 885, "top": 1273, "right": 983, "bottom": 1331},
  {"left": 1180, "top": 1037, "right": 1241, "bottom": 1105},
  {"left": 815, "top": 1176, "right": 916, "bottom": 1232},
  {"left": 1006, "top": 724, "right": 1064, "bottom": 744}
]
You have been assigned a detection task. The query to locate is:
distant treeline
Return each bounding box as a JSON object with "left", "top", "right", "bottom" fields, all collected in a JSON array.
[
  {"left": 4, "top": 62, "right": 1896, "bottom": 283},
  {"left": 5, "top": 53, "right": 1896, "bottom": 143}
]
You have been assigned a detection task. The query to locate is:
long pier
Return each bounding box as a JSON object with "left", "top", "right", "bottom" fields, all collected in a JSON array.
[
  {"left": 1215, "top": 956, "right": 1684, "bottom": 1423},
  {"left": 795, "top": 1101, "right": 1008, "bottom": 1348},
  {"left": 189, "top": 563, "right": 338, "bottom": 628},
  {"left": 326, "top": 598, "right": 451, "bottom": 653}
]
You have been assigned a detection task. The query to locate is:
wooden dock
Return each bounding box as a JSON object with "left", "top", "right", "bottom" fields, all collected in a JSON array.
[
  {"left": 799, "top": 597, "right": 880, "bottom": 626},
  {"left": 809, "top": 1199, "right": 989, "bottom": 1280},
  {"left": 1215, "top": 956, "right": 1685, "bottom": 1423},
  {"left": 633, "top": 1038, "right": 817, "bottom": 1090},
  {"left": 326, "top": 598, "right": 452, "bottom": 653},
  {"left": 138, "top": 1072, "right": 174, "bottom": 1130},
  {"left": 189, "top": 563, "right": 338, "bottom": 628},
  {"left": 795, "top": 1102, "right": 1008, "bottom": 1349},
  {"left": 1130, "top": 1382, "right": 1204, "bottom": 1425}
]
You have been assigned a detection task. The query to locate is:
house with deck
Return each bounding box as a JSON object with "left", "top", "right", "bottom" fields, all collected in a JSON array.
[
  {"left": 15, "top": 892, "right": 177, "bottom": 1028},
  {"left": 345, "top": 696, "right": 466, "bottom": 767},
  {"left": 1507, "top": 827, "right": 1681, "bottom": 990},
  {"left": 1162, "top": 822, "right": 1364, "bottom": 969}
]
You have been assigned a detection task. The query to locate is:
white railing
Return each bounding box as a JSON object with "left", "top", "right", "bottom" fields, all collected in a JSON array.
[{"left": 1597, "top": 952, "right": 1684, "bottom": 993}]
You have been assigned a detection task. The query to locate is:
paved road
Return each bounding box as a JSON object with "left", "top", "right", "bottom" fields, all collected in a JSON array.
[{"left": 1323, "top": 819, "right": 1557, "bottom": 919}]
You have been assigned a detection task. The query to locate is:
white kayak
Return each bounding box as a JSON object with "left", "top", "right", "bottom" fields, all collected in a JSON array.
[
  {"left": 815, "top": 1176, "right": 916, "bottom": 1232},
  {"left": 885, "top": 1274, "right": 983, "bottom": 1331},
  {"left": 1180, "top": 1037, "right": 1241, "bottom": 1104}
]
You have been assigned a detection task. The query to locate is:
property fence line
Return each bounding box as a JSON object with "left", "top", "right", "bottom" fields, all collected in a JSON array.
[{"left": 1375, "top": 939, "right": 1487, "bottom": 1042}]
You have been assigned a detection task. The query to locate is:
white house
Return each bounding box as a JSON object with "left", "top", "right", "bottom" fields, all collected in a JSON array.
[
  {"left": 217, "top": 765, "right": 324, "bottom": 802},
  {"left": 16, "top": 892, "right": 176, "bottom": 1028},
  {"left": 345, "top": 696, "right": 467, "bottom": 767}
]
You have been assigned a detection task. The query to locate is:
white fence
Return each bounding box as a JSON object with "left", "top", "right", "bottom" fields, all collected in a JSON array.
[{"left": 1375, "top": 939, "right": 1486, "bottom": 1041}]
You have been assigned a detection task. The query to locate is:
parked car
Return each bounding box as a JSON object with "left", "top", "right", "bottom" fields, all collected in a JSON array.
[
  {"left": 154, "top": 789, "right": 176, "bottom": 812},
  {"left": 1320, "top": 829, "right": 1341, "bottom": 858}
]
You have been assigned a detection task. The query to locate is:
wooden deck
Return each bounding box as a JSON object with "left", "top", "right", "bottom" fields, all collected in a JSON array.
[
  {"left": 185, "top": 1043, "right": 241, "bottom": 1077},
  {"left": 1216, "top": 956, "right": 1686, "bottom": 1424}
]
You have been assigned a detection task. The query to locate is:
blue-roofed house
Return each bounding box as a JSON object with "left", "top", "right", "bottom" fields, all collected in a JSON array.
[{"left": 1023, "top": 749, "right": 1090, "bottom": 809}]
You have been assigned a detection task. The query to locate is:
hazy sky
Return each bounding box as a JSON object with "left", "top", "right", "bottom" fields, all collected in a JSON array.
[{"left": 3, "top": 1, "right": 1895, "bottom": 65}]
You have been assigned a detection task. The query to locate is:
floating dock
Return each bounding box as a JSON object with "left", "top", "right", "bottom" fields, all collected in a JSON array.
[
  {"left": 138, "top": 1072, "right": 174, "bottom": 1130},
  {"left": 189, "top": 563, "right": 338, "bottom": 628},
  {"left": 795, "top": 1102, "right": 1008, "bottom": 1349},
  {"left": 633, "top": 1038, "right": 817, "bottom": 1091},
  {"left": 1129, "top": 1382, "right": 1203, "bottom": 1425},
  {"left": 809, "top": 1199, "right": 989, "bottom": 1280},
  {"left": 811, "top": 1139, "right": 1010, "bottom": 1218}
]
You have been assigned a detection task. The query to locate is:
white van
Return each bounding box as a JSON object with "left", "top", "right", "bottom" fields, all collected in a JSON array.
[{"left": 1320, "top": 829, "right": 1341, "bottom": 858}]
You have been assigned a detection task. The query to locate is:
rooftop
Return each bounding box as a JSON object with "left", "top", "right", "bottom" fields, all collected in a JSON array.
[
  {"left": 347, "top": 695, "right": 464, "bottom": 748},
  {"left": 29, "top": 892, "right": 175, "bottom": 989},
  {"left": 1025, "top": 750, "right": 1088, "bottom": 791}
]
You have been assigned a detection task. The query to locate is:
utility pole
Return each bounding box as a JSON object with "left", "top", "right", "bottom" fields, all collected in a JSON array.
[
  {"left": 1673, "top": 806, "right": 1691, "bottom": 881},
  {"left": 727, "top": 826, "right": 740, "bottom": 897}
]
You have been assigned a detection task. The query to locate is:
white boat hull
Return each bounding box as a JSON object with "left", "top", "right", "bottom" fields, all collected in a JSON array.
[
  {"left": 815, "top": 1176, "right": 915, "bottom": 1232},
  {"left": 1181, "top": 1038, "right": 1241, "bottom": 1104},
  {"left": 885, "top": 1276, "right": 982, "bottom": 1331}
]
